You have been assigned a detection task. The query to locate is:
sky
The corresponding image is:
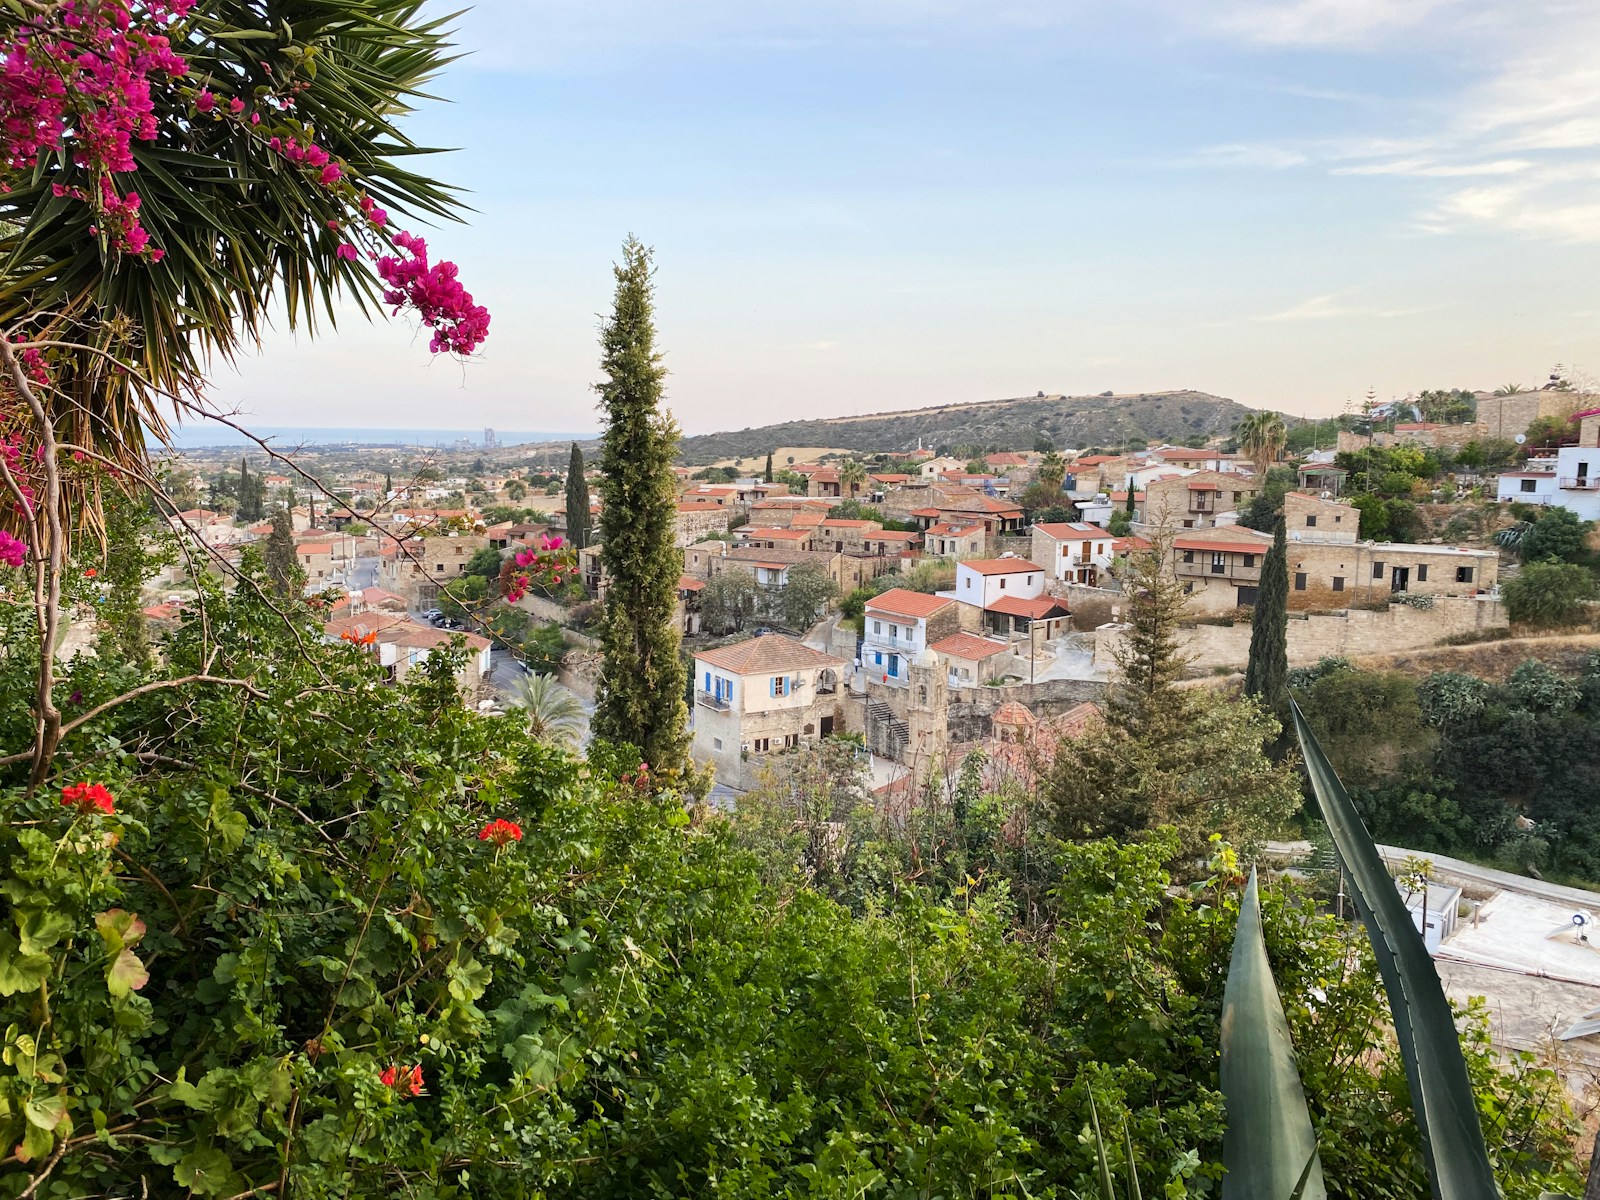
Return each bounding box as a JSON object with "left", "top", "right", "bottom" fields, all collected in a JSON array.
[{"left": 208, "top": 0, "right": 1600, "bottom": 437}]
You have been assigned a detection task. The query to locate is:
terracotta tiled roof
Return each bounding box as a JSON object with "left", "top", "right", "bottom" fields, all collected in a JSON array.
[
  {"left": 696, "top": 633, "right": 844, "bottom": 675},
  {"left": 678, "top": 574, "right": 706, "bottom": 592},
  {"left": 930, "top": 632, "right": 1009, "bottom": 661},
  {"left": 991, "top": 700, "right": 1037, "bottom": 726},
  {"left": 959, "top": 558, "right": 1042, "bottom": 575},
  {"left": 910, "top": 508, "right": 942, "bottom": 518},
  {"left": 866, "top": 587, "right": 956, "bottom": 618},
  {"left": 924, "top": 522, "right": 983, "bottom": 537},
  {"left": 1033, "top": 522, "right": 1108, "bottom": 539},
  {"left": 298, "top": 543, "right": 333, "bottom": 555},
  {"left": 942, "top": 495, "right": 1023, "bottom": 515},
  {"left": 742, "top": 527, "right": 811, "bottom": 540},
  {"left": 986, "top": 595, "right": 1068, "bottom": 619},
  {"left": 819, "top": 518, "right": 877, "bottom": 528}
]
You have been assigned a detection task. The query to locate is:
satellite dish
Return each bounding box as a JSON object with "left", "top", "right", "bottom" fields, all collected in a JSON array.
[{"left": 1515, "top": 434, "right": 1527, "bottom": 445}]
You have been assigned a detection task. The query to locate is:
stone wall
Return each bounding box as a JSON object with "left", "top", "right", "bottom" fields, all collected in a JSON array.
[
  {"left": 1093, "top": 594, "right": 1508, "bottom": 672},
  {"left": 945, "top": 677, "right": 1107, "bottom": 744},
  {"left": 1045, "top": 581, "right": 1122, "bottom": 631},
  {"left": 1475, "top": 391, "right": 1582, "bottom": 441}
]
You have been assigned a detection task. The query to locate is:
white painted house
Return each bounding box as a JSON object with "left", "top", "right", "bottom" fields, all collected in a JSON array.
[
  {"left": 954, "top": 557, "right": 1046, "bottom": 610},
  {"left": 861, "top": 588, "right": 961, "bottom": 688},
  {"left": 1496, "top": 409, "right": 1600, "bottom": 520}
]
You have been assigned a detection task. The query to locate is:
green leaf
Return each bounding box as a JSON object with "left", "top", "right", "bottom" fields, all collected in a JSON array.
[
  {"left": 16, "top": 908, "right": 73, "bottom": 956},
  {"left": 173, "top": 1147, "right": 235, "bottom": 1196},
  {"left": 1219, "top": 868, "right": 1325, "bottom": 1200},
  {"left": 208, "top": 789, "right": 249, "bottom": 853},
  {"left": 0, "top": 931, "right": 51, "bottom": 996},
  {"left": 94, "top": 909, "right": 147, "bottom": 954},
  {"left": 107, "top": 947, "right": 150, "bottom": 997},
  {"left": 1292, "top": 701, "right": 1498, "bottom": 1200},
  {"left": 22, "top": 1095, "right": 67, "bottom": 1131}
]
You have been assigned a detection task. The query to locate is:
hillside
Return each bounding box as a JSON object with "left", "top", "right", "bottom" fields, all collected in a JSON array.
[{"left": 677, "top": 390, "right": 1260, "bottom": 464}]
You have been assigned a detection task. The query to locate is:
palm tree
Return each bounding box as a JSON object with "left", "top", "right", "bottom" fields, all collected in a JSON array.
[
  {"left": 1036, "top": 450, "right": 1067, "bottom": 494},
  {"left": 1237, "top": 412, "right": 1288, "bottom": 477},
  {"left": 1493, "top": 383, "right": 1525, "bottom": 396},
  {"left": 516, "top": 673, "right": 586, "bottom": 747},
  {"left": 839, "top": 459, "right": 868, "bottom": 498}
]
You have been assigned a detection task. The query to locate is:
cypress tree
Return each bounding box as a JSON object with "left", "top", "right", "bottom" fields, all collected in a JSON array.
[
  {"left": 591, "top": 237, "right": 689, "bottom": 770},
  {"left": 264, "top": 506, "right": 304, "bottom": 599},
  {"left": 1124, "top": 478, "right": 1136, "bottom": 517},
  {"left": 764, "top": 452, "right": 773, "bottom": 483},
  {"left": 565, "top": 444, "right": 591, "bottom": 549},
  {"left": 385, "top": 471, "right": 393, "bottom": 497},
  {"left": 1244, "top": 516, "right": 1290, "bottom": 726}
]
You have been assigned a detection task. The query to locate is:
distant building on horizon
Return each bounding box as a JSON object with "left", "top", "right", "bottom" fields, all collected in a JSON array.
[{"left": 484, "top": 427, "right": 496, "bottom": 449}]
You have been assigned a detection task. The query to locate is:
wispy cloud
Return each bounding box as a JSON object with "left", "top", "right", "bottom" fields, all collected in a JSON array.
[
  {"left": 1205, "top": 0, "right": 1453, "bottom": 47},
  {"left": 1256, "top": 293, "right": 1445, "bottom": 322}
]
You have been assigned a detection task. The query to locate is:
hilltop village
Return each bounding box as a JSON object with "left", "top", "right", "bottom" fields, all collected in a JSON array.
[{"left": 149, "top": 383, "right": 1600, "bottom": 799}]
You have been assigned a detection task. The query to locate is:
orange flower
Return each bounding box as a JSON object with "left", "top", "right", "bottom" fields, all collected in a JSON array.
[
  {"left": 478, "top": 818, "right": 522, "bottom": 847},
  {"left": 61, "top": 782, "right": 115, "bottom": 815},
  {"left": 380, "top": 1064, "right": 424, "bottom": 1096}
]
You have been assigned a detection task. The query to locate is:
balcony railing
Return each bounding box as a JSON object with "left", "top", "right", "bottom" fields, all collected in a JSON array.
[
  {"left": 695, "top": 692, "right": 730, "bottom": 712},
  {"left": 863, "top": 633, "right": 922, "bottom": 651},
  {"left": 1175, "top": 559, "right": 1262, "bottom": 581},
  {"left": 1559, "top": 477, "right": 1600, "bottom": 490}
]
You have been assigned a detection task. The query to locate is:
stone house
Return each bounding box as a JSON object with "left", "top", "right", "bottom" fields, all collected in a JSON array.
[
  {"left": 1283, "top": 491, "right": 1359, "bottom": 543},
  {"left": 923, "top": 521, "right": 988, "bottom": 559},
  {"left": 297, "top": 541, "right": 335, "bottom": 589},
  {"left": 1144, "top": 470, "right": 1259, "bottom": 530},
  {"left": 1031, "top": 522, "right": 1116, "bottom": 586},
  {"left": 675, "top": 502, "right": 732, "bottom": 547},
  {"left": 323, "top": 613, "right": 491, "bottom": 691},
  {"left": 377, "top": 534, "right": 491, "bottom": 607},
  {"left": 691, "top": 634, "right": 850, "bottom": 788},
  {"left": 1170, "top": 526, "right": 1500, "bottom": 613},
  {"left": 928, "top": 630, "right": 1010, "bottom": 686}
]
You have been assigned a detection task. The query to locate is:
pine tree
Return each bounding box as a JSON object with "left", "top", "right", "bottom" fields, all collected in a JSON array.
[
  {"left": 591, "top": 237, "right": 689, "bottom": 770},
  {"left": 565, "top": 443, "right": 591, "bottom": 549},
  {"left": 764, "top": 452, "right": 774, "bottom": 483},
  {"left": 264, "top": 506, "right": 304, "bottom": 599},
  {"left": 1244, "top": 516, "right": 1290, "bottom": 726}
]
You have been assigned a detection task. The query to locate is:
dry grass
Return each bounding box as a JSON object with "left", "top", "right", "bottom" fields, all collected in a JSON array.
[
  {"left": 707, "top": 447, "right": 859, "bottom": 470},
  {"left": 1349, "top": 630, "right": 1600, "bottom": 681}
]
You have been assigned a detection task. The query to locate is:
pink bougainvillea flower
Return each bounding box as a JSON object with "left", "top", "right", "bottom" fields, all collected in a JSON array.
[
  {"left": 0, "top": 530, "right": 26, "bottom": 567},
  {"left": 61, "top": 782, "right": 115, "bottom": 815},
  {"left": 228, "top": 96, "right": 244, "bottom": 113},
  {"left": 478, "top": 818, "right": 522, "bottom": 847},
  {"left": 194, "top": 89, "right": 215, "bottom": 113},
  {"left": 336, "top": 244, "right": 358, "bottom": 262}
]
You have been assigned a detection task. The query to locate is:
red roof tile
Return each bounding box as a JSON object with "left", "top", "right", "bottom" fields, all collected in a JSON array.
[
  {"left": 959, "top": 558, "right": 1042, "bottom": 575},
  {"left": 986, "top": 595, "right": 1068, "bottom": 619},
  {"left": 865, "top": 587, "right": 956, "bottom": 618},
  {"left": 929, "top": 632, "right": 1009, "bottom": 660}
]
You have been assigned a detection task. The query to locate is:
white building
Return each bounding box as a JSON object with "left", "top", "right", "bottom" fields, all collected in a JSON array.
[
  {"left": 954, "top": 557, "right": 1046, "bottom": 610},
  {"left": 861, "top": 588, "right": 962, "bottom": 688},
  {"left": 1496, "top": 409, "right": 1600, "bottom": 520}
]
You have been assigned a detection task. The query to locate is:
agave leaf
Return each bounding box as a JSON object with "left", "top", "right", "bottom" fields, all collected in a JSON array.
[
  {"left": 1292, "top": 701, "right": 1497, "bottom": 1200},
  {"left": 1088, "top": 1092, "right": 1116, "bottom": 1200},
  {"left": 1220, "top": 868, "right": 1326, "bottom": 1200}
]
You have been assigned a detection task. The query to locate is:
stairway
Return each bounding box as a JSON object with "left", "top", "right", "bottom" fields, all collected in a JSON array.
[{"left": 866, "top": 700, "right": 909, "bottom": 759}]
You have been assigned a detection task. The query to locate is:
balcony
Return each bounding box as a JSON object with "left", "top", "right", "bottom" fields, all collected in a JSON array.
[
  {"left": 1559, "top": 477, "right": 1600, "bottom": 490},
  {"left": 1175, "top": 558, "right": 1261, "bottom": 582},
  {"left": 863, "top": 633, "right": 922, "bottom": 651},
  {"left": 695, "top": 692, "right": 731, "bottom": 712}
]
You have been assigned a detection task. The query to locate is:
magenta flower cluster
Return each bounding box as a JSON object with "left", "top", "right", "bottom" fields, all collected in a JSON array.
[
  {"left": 0, "top": 0, "right": 191, "bottom": 258},
  {"left": 375, "top": 232, "right": 490, "bottom": 356}
]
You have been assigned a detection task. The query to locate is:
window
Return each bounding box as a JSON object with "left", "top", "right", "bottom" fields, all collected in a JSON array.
[
  {"left": 769, "top": 677, "right": 791, "bottom": 698},
  {"left": 784, "top": 734, "right": 800, "bottom": 749},
  {"left": 873, "top": 651, "right": 883, "bottom": 666},
  {"left": 1372, "top": 561, "right": 1385, "bottom": 579},
  {"left": 1334, "top": 514, "right": 1342, "bottom": 523},
  {"left": 889, "top": 624, "right": 898, "bottom": 638},
  {"left": 1294, "top": 572, "right": 1307, "bottom": 591},
  {"left": 1211, "top": 551, "right": 1226, "bottom": 574},
  {"left": 1182, "top": 550, "right": 1195, "bottom": 564},
  {"left": 712, "top": 738, "right": 723, "bottom": 751},
  {"left": 1000, "top": 578, "right": 1007, "bottom": 589},
  {"left": 1306, "top": 515, "right": 1317, "bottom": 527},
  {"left": 1520, "top": 478, "right": 1537, "bottom": 493},
  {"left": 753, "top": 737, "right": 770, "bottom": 753},
  {"left": 436, "top": 563, "right": 445, "bottom": 572},
  {"left": 873, "top": 620, "right": 882, "bottom": 634},
  {"left": 964, "top": 576, "right": 973, "bottom": 588},
  {"left": 1417, "top": 565, "right": 1428, "bottom": 582},
  {"left": 1456, "top": 566, "right": 1474, "bottom": 583},
  {"left": 1332, "top": 576, "right": 1344, "bottom": 592},
  {"left": 1243, "top": 554, "right": 1256, "bottom": 568}
]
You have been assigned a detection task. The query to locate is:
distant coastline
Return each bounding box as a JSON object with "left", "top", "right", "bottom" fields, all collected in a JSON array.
[{"left": 154, "top": 425, "right": 597, "bottom": 450}]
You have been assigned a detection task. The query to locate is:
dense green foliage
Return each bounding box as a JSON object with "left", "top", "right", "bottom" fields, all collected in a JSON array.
[
  {"left": 592, "top": 238, "right": 689, "bottom": 771},
  {"left": 1503, "top": 559, "right": 1597, "bottom": 627},
  {"left": 1298, "top": 655, "right": 1600, "bottom": 884},
  {"left": 264, "top": 506, "right": 303, "bottom": 600}
]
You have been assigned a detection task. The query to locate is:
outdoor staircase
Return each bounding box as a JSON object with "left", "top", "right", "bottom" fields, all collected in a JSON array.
[{"left": 866, "top": 700, "right": 908, "bottom": 758}]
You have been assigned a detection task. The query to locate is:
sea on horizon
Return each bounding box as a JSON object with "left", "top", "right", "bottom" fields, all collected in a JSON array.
[{"left": 154, "top": 425, "right": 596, "bottom": 450}]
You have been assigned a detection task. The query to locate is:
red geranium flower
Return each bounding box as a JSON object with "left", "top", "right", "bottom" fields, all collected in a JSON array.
[
  {"left": 478, "top": 818, "right": 522, "bottom": 847},
  {"left": 380, "top": 1064, "right": 424, "bottom": 1096},
  {"left": 61, "top": 782, "right": 115, "bottom": 815}
]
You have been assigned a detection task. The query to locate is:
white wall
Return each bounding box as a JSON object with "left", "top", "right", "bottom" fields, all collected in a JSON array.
[{"left": 955, "top": 563, "right": 1044, "bottom": 609}]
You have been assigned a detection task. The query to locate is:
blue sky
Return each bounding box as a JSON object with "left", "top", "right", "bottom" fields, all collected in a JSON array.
[{"left": 210, "top": 0, "right": 1600, "bottom": 437}]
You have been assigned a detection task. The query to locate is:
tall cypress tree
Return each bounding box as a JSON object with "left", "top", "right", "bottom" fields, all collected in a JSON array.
[
  {"left": 764, "top": 452, "right": 773, "bottom": 483},
  {"left": 592, "top": 237, "right": 688, "bottom": 770},
  {"left": 565, "top": 443, "right": 591, "bottom": 549},
  {"left": 1244, "top": 516, "right": 1289, "bottom": 727},
  {"left": 264, "top": 506, "right": 304, "bottom": 599}
]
